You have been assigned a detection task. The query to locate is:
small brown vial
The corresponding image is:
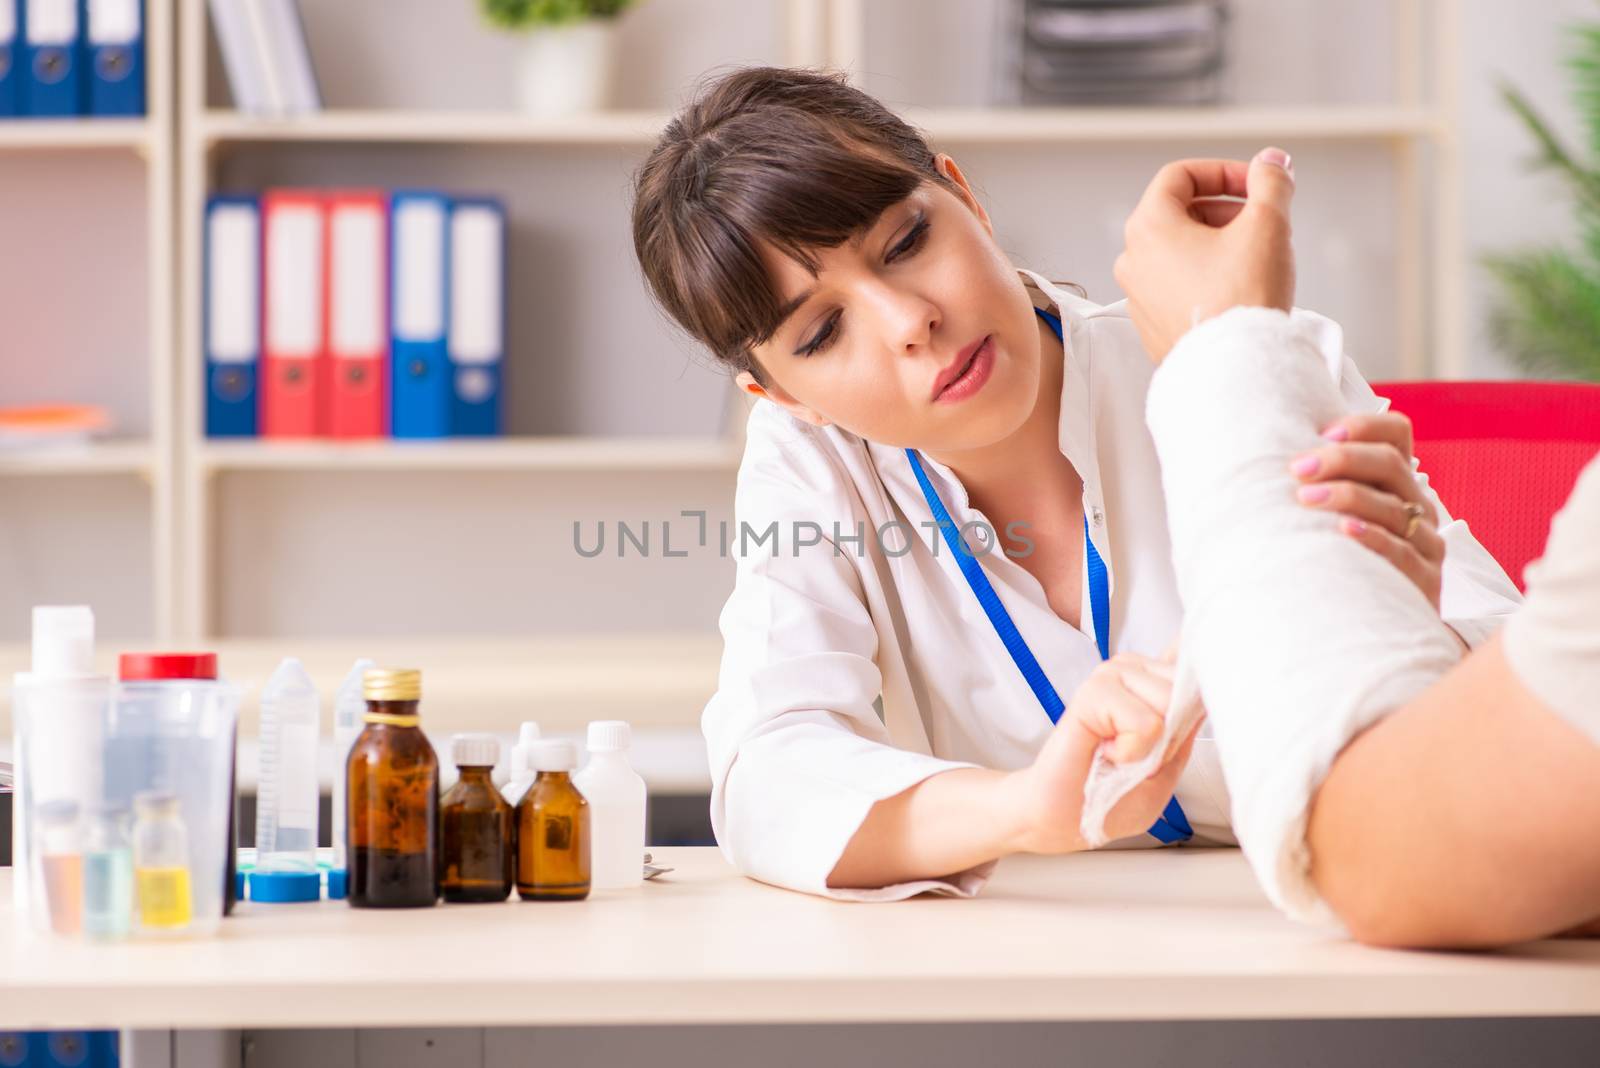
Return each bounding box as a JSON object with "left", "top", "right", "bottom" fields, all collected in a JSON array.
[
  {"left": 440, "top": 733, "right": 514, "bottom": 904},
  {"left": 347, "top": 668, "right": 439, "bottom": 909},
  {"left": 515, "top": 739, "right": 591, "bottom": 901}
]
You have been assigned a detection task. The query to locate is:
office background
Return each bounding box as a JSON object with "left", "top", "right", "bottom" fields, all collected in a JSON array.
[{"left": 0, "top": 0, "right": 1589, "bottom": 762}]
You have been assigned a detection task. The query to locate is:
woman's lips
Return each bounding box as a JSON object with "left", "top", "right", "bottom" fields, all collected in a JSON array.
[{"left": 934, "top": 336, "right": 995, "bottom": 404}]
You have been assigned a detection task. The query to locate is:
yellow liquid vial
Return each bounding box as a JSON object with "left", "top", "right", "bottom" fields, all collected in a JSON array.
[{"left": 136, "top": 867, "right": 193, "bottom": 929}]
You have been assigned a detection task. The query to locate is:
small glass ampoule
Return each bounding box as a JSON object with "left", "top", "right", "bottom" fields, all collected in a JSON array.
[
  {"left": 133, "top": 790, "right": 193, "bottom": 932},
  {"left": 36, "top": 800, "right": 83, "bottom": 937},
  {"left": 81, "top": 804, "right": 134, "bottom": 941}
]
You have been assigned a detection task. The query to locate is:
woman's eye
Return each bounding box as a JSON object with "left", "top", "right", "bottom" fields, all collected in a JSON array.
[
  {"left": 887, "top": 218, "right": 930, "bottom": 262},
  {"left": 800, "top": 314, "right": 840, "bottom": 356}
]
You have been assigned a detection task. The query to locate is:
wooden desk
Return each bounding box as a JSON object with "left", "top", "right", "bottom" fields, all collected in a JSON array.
[{"left": 4, "top": 847, "right": 1599, "bottom": 1032}]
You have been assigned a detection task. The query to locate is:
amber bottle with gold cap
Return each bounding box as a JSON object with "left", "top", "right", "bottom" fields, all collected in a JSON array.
[{"left": 346, "top": 668, "right": 439, "bottom": 908}]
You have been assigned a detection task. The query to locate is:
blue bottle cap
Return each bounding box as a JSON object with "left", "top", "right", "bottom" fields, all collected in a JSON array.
[
  {"left": 247, "top": 870, "right": 322, "bottom": 903},
  {"left": 327, "top": 868, "right": 348, "bottom": 900}
]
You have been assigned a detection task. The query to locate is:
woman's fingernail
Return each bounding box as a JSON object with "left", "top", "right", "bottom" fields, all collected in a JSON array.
[
  {"left": 1291, "top": 455, "right": 1320, "bottom": 477},
  {"left": 1321, "top": 425, "right": 1350, "bottom": 442},
  {"left": 1255, "top": 147, "right": 1293, "bottom": 176},
  {"left": 1342, "top": 518, "right": 1368, "bottom": 536},
  {"left": 1297, "top": 485, "right": 1331, "bottom": 504}
]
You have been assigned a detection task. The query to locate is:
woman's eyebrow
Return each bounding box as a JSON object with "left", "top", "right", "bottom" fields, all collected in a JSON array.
[{"left": 772, "top": 289, "right": 816, "bottom": 336}]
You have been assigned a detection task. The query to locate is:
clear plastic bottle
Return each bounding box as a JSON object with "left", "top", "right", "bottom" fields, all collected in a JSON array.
[
  {"left": 81, "top": 804, "right": 133, "bottom": 941},
  {"left": 500, "top": 721, "right": 541, "bottom": 807},
  {"left": 572, "top": 721, "right": 647, "bottom": 890},
  {"left": 440, "top": 734, "right": 514, "bottom": 904},
  {"left": 347, "top": 668, "right": 439, "bottom": 908},
  {"left": 133, "top": 790, "right": 193, "bottom": 931},
  {"left": 515, "top": 740, "right": 590, "bottom": 901},
  {"left": 255, "top": 658, "right": 321, "bottom": 877},
  {"left": 331, "top": 658, "right": 376, "bottom": 884}
]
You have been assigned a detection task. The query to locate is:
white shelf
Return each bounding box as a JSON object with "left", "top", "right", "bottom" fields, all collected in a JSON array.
[
  {"left": 0, "top": 632, "right": 722, "bottom": 737},
  {"left": 197, "top": 104, "right": 1441, "bottom": 149},
  {"left": 0, "top": 118, "right": 152, "bottom": 151},
  {"left": 0, "top": 440, "right": 152, "bottom": 476},
  {"left": 200, "top": 108, "right": 672, "bottom": 147},
  {"left": 197, "top": 436, "right": 744, "bottom": 472},
  {"left": 910, "top": 104, "right": 1443, "bottom": 143}
]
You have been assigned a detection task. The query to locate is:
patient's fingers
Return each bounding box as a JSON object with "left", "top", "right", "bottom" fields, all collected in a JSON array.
[
  {"left": 1188, "top": 196, "right": 1246, "bottom": 227},
  {"left": 1135, "top": 158, "right": 1252, "bottom": 222}
]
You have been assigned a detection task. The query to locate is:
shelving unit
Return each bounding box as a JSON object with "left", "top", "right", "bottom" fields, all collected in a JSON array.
[
  {"left": 0, "top": 0, "right": 1462, "bottom": 718},
  {"left": 0, "top": 0, "right": 174, "bottom": 642},
  {"left": 0, "top": 442, "right": 155, "bottom": 477}
]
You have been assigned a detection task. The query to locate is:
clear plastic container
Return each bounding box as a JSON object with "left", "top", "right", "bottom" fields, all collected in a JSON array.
[
  {"left": 104, "top": 673, "right": 240, "bottom": 937},
  {"left": 255, "top": 658, "right": 321, "bottom": 875}
]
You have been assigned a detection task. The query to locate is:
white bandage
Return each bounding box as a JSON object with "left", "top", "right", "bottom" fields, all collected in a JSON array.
[{"left": 1079, "top": 307, "right": 1461, "bottom": 922}]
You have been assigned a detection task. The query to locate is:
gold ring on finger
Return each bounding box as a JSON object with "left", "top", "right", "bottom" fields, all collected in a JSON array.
[{"left": 1402, "top": 501, "right": 1426, "bottom": 540}]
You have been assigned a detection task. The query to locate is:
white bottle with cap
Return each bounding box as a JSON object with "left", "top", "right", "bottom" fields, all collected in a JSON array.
[
  {"left": 12, "top": 606, "right": 111, "bottom": 932},
  {"left": 500, "top": 721, "right": 541, "bottom": 806},
  {"left": 572, "top": 720, "right": 646, "bottom": 889}
]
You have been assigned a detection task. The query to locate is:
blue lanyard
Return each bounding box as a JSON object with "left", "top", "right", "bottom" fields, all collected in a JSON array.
[{"left": 904, "top": 305, "right": 1192, "bottom": 845}]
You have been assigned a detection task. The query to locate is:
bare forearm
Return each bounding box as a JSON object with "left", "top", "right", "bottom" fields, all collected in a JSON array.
[{"left": 826, "top": 768, "right": 1028, "bottom": 889}]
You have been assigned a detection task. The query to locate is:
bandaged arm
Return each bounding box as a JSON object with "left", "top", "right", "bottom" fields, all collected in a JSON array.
[{"left": 1143, "top": 307, "right": 1464, "bottom": 923}]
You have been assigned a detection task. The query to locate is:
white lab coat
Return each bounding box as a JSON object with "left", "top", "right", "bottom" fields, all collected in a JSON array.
[{"left": 702, "top": 269, "right": 1524, "bottom": 902}]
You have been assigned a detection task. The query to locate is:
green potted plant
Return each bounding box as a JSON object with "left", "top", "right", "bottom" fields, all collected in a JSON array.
[
  {"left": 480, "top": 0, "right": 642, "bottom": 117},
  {"left": 1484, "top": 18, "right": 1600, "bottom": 380}
]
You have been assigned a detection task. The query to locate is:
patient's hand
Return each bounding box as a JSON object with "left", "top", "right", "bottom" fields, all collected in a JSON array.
[
  {"left": 1292, "top": 410, "right": 1445, "bottom": 610},
  {"left": 1004, "top": 653, "right": 1201, "bottom": 853},
  {"left": 1114, "top": 147, "right": 1297, "bottom": 361}
]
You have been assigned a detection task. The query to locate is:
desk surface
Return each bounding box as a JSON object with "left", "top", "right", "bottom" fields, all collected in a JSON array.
[{"left": 3, "top": 848, "right": 1599, "bottom": 1030}]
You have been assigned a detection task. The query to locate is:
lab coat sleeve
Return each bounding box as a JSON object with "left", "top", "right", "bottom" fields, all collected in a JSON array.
[
  {"left": 1305, "top": 310, "right": 1524, "bottom": 646},
  {"left": 703, "top": 415, "right": 994, "bottom": 901}
]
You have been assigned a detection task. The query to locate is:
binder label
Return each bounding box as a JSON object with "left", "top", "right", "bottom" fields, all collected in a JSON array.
[
  {"left": 448, "top": 205, "right": 503, "bottom": 366},
  {"left": 394, "top": 199, "right": 445, "bottom": 342},
  {"left": 208, "top": 205, "right": 260, "bottom": 364}
]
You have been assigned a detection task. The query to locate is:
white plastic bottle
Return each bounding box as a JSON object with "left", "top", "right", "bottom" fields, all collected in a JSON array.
[
  {"left": 500, "top": 721, "right": 541, "bottom": 806},
  {"left": 13, "top": 606, "right": 110, "bottom": 934},
  {"left": 572, "top": 720, "right": 646, "bottom": 890},
  {"left": 254, "top": 658, "right": 320, "bottom": 876},
  {"left": 330, "top": 658, "right": 375, "bottom": 884}
]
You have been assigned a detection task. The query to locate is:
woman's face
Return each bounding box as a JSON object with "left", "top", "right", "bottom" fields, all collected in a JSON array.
[{"left": 739, "top": 154, "right": 1045, "bottom": 453}]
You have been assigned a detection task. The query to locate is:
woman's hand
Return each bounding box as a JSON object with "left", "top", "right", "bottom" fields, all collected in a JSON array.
[
  {"left": 1291, "top": 410, "right": 1445, "bottom": 610},
  {"left": 1003, "top": 653, "right": 1201, "bottom": 854},
  {"left": 1113, "top": 148, "right": 1298, "bottom": 362}
]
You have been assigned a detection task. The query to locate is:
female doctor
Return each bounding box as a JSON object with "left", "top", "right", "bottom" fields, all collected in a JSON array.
[{"left": 629, "top": 67, "right": 1523, "bottom": 901}]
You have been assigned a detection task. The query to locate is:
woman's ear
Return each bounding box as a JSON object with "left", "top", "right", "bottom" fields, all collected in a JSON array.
[
  {"left": 935, "top": 153, "right": 994, "bottom": 236},
  {"left": 735, "top": 370, "right": 831, "bottom": 428}
]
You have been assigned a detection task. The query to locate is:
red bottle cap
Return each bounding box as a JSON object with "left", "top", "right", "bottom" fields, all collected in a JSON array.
[{"left": 118, "top": 653, "right": 219, "bottom": 681}]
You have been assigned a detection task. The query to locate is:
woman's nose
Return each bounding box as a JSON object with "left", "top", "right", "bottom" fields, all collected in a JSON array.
[{"left": 868, "top": 285, "right": 939, "bottom": 355}]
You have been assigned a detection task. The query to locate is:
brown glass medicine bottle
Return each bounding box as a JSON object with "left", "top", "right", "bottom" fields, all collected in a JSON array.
[
  {"left": 515, "top": 740, "right": 591, "bottom": 901},
  {"left": 440, "top": 733, "right": 514, "bottom": 903},
  {"left": 346, "top": 668, "right": 439, "bottom": 908}
]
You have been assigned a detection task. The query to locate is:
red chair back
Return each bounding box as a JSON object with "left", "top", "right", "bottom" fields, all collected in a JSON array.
[{"left": 1373, "top": 381, "right": 1600, "bottom": 590}]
